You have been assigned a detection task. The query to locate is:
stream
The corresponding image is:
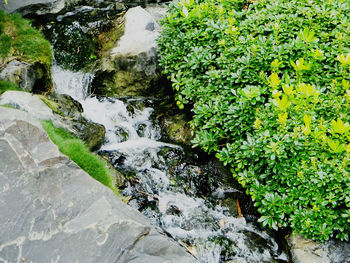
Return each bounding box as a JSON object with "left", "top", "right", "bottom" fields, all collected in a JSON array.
[
  {"left": 43, "top": 3, "right": 290, "bottom": 262},
  {"left": 52, "top": 65, "right": 289, "bottom": 263}
]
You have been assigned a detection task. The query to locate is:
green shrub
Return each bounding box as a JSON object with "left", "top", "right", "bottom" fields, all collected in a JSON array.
[
  {"left": 158, "top": 0, "right": 350, "bottom": 241},
  {"left": 41, "top": 121, "right": 121, "bottom": 196},
  {"left": 0, "top": 11, "right": 52, "bottom": 66}
]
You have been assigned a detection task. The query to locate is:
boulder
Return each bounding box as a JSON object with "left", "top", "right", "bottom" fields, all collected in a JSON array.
[
  {"left": 0, "top": 60, "right": 50, "bottom": 93},
  {"left": 0, "top": 60, "right": 35, "bottom": 91},
  {"left": 0, "top": 90, "right": 54, "bottom": 120},
  {"left": 44, "top": 93, "right": 107, "bottom": 150},
  {"left": 153, "top": 100, "right": 194, "bottom": 145},
  {"left": 287, "top": 234, "right": 350, "bottom": 263},
  {"left": 0, "top": 91, "right": 105, "bottom": 150},
  {"left": 0, "top": 0, "right": 67, "bottom": 16},
  {"left": 161, "top": 113, "right": 194, "bottom": 145},
  {"left": 93, "top": 6, "right": 168, "bottom": 97},
  {"left": 0, "top": 106, "right": 196, "bottom": 263}
]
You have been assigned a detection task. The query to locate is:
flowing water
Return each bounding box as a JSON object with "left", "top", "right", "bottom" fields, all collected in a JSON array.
[{"left": 52, "top": 65, "right": 289, "bottom": 263}]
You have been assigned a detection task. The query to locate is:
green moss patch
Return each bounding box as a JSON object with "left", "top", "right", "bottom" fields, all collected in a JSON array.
[
  {"left": 41, "top": 120, "right": 121, "bottom": 196},
  {"left": 0, "top": 80, "right": 21, "bottom": 95},
  {"left": 0, "top": 11, "right": 53, "bottom": 92},
  {"left": 0, "top": 11, "right": 52, "bottom": 66}
]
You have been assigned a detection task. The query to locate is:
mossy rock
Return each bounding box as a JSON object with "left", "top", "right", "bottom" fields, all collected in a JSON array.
[
  {"left": 92, "top": 69, "right": 165, "bottom": 97},
  {"left": 161, "top": 114, "right": 193, "bottom": 146},
  {"left": 0, "top": 11, "right": 52, "bottom": 92},
  {"left": 41, "top": 94, "right": 106, "bottom": 151},
  {"left": 92, "top": 7, "right": 168, "bottom": 98}
]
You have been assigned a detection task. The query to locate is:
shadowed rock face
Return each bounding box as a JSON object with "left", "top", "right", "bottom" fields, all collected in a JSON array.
[
  {"left": 0, "top": 107, "right": 196, "bottom": 263},
  {"left": 0, "top": 0, "right": 66, "bottom": 15}
]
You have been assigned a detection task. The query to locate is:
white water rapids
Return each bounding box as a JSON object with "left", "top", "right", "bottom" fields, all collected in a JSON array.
[{"left": 52, "top": 65, "right": 288, "bottom": 263}]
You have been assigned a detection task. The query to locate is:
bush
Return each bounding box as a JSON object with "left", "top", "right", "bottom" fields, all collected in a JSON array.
[{"left": 158, "top": 0, "right": 350, "bottom": 241}]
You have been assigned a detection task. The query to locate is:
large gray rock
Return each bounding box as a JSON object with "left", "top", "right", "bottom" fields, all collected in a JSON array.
[
  {"left": 0, "top": 106, "right": 196, "bottom": 263},
  {"left": 0, "top": 90, "right": 54, "bottom": 120},
  {"left": 287, "top": 234, "right": 350, "bottom": 263},
  {"left": 0, "top": 0, "right": 66, "bottom": 15},
  {"left": 93, "top": 6, "right": 167, "bottom": 97}
]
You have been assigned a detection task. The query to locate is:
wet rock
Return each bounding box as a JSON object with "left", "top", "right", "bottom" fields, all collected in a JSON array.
[
  {"left": 92, "top": 6, "right": 168, "bottom": 97},
  {"left": 74, "top": 0, "right": 125, "bottom": 9},
  {"left": 0, "top": 60, "right": 52, "bottom": 93},
  {"left": 41, "top": 5, "right": 126, "bottom": 71},
  {"left": 0, "top": 107, "right": 196, "bottom": 263},
  {"left": 43, "top": 93, "right": 106, "bottom": 150},
  {"left": 161, "top": 113, "right": 194, "bottom": 145},
  {"left": 114, "top": 126, "right": 130, "bottom": 142},
  {"left": 0, "top": 0, "right": 67, "bottom": 16},
  {"left": 287, "top": 234, "right": 350, "bottom": 263},
  {"left": 71, "top": 116, "right": 106, "bottom": 150},
  {"left": 0, "top": 91, "right": 105, "bottom": 150},
  {"left": 221, "top": 197, "right": 239, "bottom": 217},
  {"left": 45, "top": 93, "right": 84, "bottom": 117}
]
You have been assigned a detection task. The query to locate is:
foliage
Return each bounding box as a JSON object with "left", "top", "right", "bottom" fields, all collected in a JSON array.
[
  {"left": 158, "top": 0, "right": 350, "bottom": 241},
  {"left": 41, "top": 121, "right": 120, "bottom": 196},
  {"left": 0, "top": 10, "right": 52, "bottom": 67},
  {"left": 0, "top": 80, "right": 20, "bottom": 95}
]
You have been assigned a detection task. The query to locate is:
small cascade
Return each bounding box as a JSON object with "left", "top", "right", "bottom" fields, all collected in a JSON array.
[
  {"left": 52, "top": 66, "right": 288, "bottom": 263},
  {"left": 52, "top": 64, "right": 93, "bottom": 100}
]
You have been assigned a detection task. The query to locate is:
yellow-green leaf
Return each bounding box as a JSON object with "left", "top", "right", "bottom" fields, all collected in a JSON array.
[{"left": 331, "top": 118, "right": 350, "bottom": 134}]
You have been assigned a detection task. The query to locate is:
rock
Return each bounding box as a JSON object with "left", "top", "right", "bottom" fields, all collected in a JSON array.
[
  {"left": 42, "top": 4, "right": 126, "bottom": 71},
  {"left": 93, "top": 6, "right": 168, "bottom": 97},
  {"left": 0, "top": 60, "right": 51, "bottom": 92},
  {"left": 0, "top": 90, "right": 54, "bottom": 120},
  {"left": 0, "top": 61, "right": 35, "bottom": 91},
  {"left": 0, "top": 0, "right": 67, "bottom": 16},
  {"left": 145, "top": 4, "right": 168, "bottom": 24},
  {"left": 161, "top": 113, "right": 194, "bottom": 145},
  {"left": 287, "top": 234, "right": 350, "bottom": 263},
  {"left": 0, "top": 91, "right": 105, "bottom": 150},
  {"left": 153, "top": 100, "right": 194, "bottom": 145},
  {"left": 45, "top": 93, "right": 107, "bottom": 150},
  {"left": 0, "top": 106, "right": 196, "bottom": 263}
]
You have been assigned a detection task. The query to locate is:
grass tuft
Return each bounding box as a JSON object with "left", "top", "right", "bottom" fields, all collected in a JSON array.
[
  {"left": 0, "top": 10, "right": 52, "bottom": 67},
  {"left": 41, "top": 120, "right": 120, "bottom": 196},
  {"left": 0, "top": 80, "right": 21, "bottom": 95}
]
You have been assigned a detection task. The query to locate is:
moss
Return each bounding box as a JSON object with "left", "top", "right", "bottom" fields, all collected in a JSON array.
[
  {"left": 41, "top": 120, "right": 122, "bottom": 196},
  {"left": 38, "top": 95, "right": 65, "bottom": 116},
  {"left": 97, "top": 15, "right": 125, "bottom": 57},
  {"left": 0, "top": 80, "right": 21, "bottom": 95},
  {"left": 0, "top": 11, "right": 53, "bottom": 92},
  {"left": 0, "top": 11, "right": 52, "bottom": 65},
  {"left": 0, "top": 34, "right": 11, "bottom": 58}
]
